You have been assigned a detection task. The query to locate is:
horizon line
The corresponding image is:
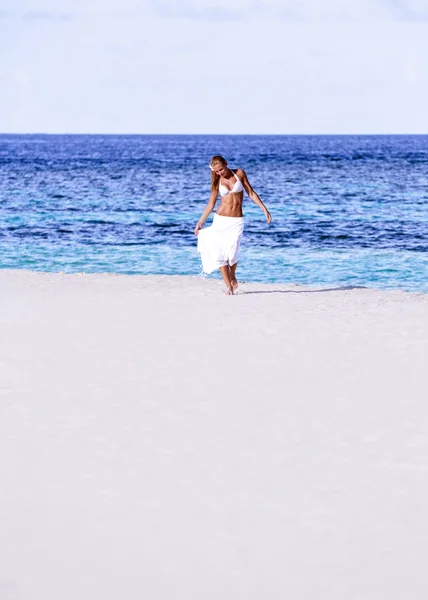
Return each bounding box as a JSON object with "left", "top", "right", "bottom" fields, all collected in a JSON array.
[{"left": 1, "top": 132, "right": 428, "bottom": 136}]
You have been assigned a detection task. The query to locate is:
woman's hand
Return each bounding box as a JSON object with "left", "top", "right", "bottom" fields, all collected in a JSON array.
[
  {"left": 194, "top": 222, "right": 202, "bottom": 235},
  {"left": 265, "top": 210, "right": 272, "bottom": 224}
]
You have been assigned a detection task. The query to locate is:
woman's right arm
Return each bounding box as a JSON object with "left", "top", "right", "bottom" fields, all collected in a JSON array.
[{"left": 194, "top": 191, "right": 218, "bottom": 234}]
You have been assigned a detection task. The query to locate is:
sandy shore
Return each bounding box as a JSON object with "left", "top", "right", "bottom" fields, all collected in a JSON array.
[{"left": 1, "top": 270, "right": 428, "bottom": 600}]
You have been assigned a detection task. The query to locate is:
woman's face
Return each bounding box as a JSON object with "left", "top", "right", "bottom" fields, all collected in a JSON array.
[{"left": 212, "top": 162, "right": 228, "bottom": 177}]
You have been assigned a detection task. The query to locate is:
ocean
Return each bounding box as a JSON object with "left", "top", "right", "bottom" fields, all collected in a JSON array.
[{"left": 1, "top": 134, "right": 427, "bottom": 292}]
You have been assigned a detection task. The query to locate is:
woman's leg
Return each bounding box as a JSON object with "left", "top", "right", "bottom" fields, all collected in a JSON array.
[
  {"left": 230, "top": 262, "right": 238, "bottom": 292},
  {"left": 219, "top": 265, "right": 234, "bottom": 295}
]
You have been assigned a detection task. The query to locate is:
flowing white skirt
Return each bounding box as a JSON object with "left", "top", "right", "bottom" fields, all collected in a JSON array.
[{"left": 197, "top": 214, "right": 244, "bottom": 274}]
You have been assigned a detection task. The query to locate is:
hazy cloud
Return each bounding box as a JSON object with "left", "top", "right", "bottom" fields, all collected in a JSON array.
[
  {"left": 385, "top": 0, "right": 428, "bottom": 20},
  {"left": 147, "top": 0, "right": 428, "bottom": 21},
  {"left": 152, "top": 4, "right": 243, "bottom": 20},
  {"left": 147, "top": 0, "right": 389, "bottom": 22},
  {"left": 8, "top": 0, "right": 428, "bottom": 22},
  {"left": 23, "top": 10, "right": 73, "bottom": 22}
]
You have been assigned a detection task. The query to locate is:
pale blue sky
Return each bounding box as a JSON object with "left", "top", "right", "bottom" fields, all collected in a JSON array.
[{"left": 1, "top": 0, "right": 428, "bottom": 133}]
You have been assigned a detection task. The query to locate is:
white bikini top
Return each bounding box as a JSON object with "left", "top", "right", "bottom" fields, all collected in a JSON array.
[{"left": 219, "top": 170, "right": 244, "bottom": 196}]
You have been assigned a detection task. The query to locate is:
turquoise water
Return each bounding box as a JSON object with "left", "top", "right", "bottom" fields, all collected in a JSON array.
[{"left": 1, "top": 134, "right": 427, "bottom": 292}]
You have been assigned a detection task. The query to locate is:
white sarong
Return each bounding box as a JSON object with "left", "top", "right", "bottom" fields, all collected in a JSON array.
[{"left": 197, "top": 214, "right": 244, "bottom": 274}]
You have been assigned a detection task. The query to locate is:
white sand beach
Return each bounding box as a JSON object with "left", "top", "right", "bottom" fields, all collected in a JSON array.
[{"left": 1, "top": 269, "right": 428, "bottom": 600}]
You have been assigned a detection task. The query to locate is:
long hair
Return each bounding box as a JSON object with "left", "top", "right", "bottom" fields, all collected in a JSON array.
[{"left": 210, "top": 155, "right": 226, "bottom": 193}]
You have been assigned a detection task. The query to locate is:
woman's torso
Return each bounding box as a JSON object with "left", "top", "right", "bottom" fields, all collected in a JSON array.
[{"left": 216, "top": 169, "right": 244, "bottom": 217}]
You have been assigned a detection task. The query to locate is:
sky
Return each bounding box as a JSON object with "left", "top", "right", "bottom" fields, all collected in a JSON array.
[{"left": 1, "top": 0, "right": 428, "bottom": 134}]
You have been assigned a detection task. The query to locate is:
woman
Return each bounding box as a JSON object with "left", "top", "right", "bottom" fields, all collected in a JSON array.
[{"left": 194, "top": 155, "right": 272, "bottom": 295}]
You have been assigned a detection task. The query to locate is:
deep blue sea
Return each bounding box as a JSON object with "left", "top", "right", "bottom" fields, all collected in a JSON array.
[{"left": 1, "top": 134, "right": 427, "bottom": 292}]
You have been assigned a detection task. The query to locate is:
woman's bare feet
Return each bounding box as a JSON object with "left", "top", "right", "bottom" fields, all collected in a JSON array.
[{"left": 231, "top": 278, "right": 238, "bottom": 294}]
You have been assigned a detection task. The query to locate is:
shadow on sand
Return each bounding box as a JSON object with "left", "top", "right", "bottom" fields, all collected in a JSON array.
[{"left": 238, "top": 285, "right": 367, "bottom": 295}]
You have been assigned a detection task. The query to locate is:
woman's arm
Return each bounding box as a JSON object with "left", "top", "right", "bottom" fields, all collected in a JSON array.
[
  {"left": 239, "top": 169, "right": 272, "bottom": 223},
  {"left": 194, "top": 190, "right": 218, "bottom": 234}
]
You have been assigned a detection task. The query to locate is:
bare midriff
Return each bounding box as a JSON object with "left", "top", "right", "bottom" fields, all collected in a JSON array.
[{"left": 216, "top": 192, "right": 244, "bottom": 217}]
